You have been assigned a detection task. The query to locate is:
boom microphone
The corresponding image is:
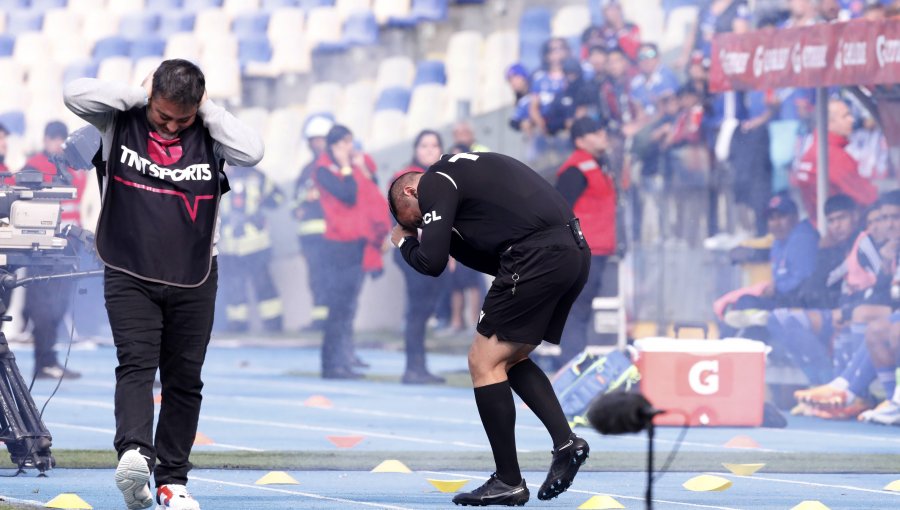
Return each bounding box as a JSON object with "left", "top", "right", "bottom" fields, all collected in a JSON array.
[{"left": 586, "top": 391, "right": 664, "bottom": 435}]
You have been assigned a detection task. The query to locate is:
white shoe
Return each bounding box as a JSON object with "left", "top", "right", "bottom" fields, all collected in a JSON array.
[
  {"left": 115, "top": 449, "right": 153, "bottom": 510},
  {"left": 724, "top": 309, "right": 770, "bottom": 329},
  {"left": 157, "top": 484, "right": 200, "bottom": 510}
]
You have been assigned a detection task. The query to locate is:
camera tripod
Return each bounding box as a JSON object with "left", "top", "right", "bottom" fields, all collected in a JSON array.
[{"left": 0, "top": 327, "right": 54, "bottom": 475}]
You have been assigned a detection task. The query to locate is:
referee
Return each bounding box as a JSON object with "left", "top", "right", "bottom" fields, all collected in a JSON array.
[{"left": 389, "top": 152, "right": 591, "bottom": 505}]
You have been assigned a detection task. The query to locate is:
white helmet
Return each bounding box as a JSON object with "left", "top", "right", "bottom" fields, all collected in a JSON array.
[{"left": 304, "top": 115, "right": 334, "bottom": 139}]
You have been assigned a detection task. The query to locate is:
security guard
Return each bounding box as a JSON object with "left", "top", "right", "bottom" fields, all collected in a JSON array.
[
  {"left": 389, "top": 152, "right": 591, "bottom": 506},
  {"left": 294, "top": 115, "right": 333, "bottom": 330},
  {"left": 217, "top": 165, "right": 285, "bottom": 332},
  {"left": 555, "top": 117, "right": 617, "bottom": 363}
]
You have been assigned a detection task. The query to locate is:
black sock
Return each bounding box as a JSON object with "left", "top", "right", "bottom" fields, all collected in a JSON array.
[
  {"left": 473, "top": 381, "right": 521, "bottom": 486},
  {"left": 508, "top": 359, "right": 572, "bottom": 448}
]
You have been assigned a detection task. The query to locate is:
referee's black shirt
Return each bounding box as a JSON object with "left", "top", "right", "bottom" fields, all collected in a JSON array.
[{"left": 399, "top": 152, "right": 574, "bottom": 277}]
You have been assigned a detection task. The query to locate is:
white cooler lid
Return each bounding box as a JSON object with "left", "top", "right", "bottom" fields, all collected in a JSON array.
[{"left": 635, "top": 337, "right": 768, "bottom": 353}]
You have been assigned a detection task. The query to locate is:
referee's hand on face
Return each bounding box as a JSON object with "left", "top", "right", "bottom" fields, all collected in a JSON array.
[{"left": 391, "top": 224, "right": 417, "bottom": 247}]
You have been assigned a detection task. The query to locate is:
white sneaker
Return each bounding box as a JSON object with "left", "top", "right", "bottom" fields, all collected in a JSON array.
[
  {"left": 157, "top": 484, "right": 200, "bottom": 510},
  {"left": 724, "top": 309, "right": 770, "bottom": 329},
  {"left": 115, "top": 449, "right": 153, "bottom": 510}
]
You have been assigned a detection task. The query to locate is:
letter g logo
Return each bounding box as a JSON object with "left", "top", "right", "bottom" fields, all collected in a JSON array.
[{"left": 688, "top": 360, "right": 719, "bottom": 395}]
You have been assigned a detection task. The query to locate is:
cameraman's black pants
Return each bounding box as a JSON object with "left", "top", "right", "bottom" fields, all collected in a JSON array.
[
  {"left": 23, "top": 267, "right": 75, "bottom": 371},
  {"left": 320, "top": 239, "right": 364, "bottom": 375},
  {"left": 105, "top": 260, "right": 217, "bottom": 487}
]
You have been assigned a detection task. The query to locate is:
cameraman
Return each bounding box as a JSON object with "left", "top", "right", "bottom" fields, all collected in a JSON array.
[
  {"left": 20, "top": 121, "right": 87, "bottom": 380},
  {"left": 64, "top": 59, "right": 263, "bottom": 510}
]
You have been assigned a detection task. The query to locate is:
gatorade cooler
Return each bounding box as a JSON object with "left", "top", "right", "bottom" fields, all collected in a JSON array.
[{"left": 634, "top": 338, "right": 768, "bottom": 427}]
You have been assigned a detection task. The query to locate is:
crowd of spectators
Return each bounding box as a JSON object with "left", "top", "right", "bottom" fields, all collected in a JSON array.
[{"left": 507, "top": 0, "right": 898, "bottom": 248}]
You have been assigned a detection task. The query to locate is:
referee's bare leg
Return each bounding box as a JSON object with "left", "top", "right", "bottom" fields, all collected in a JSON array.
[{"left": 451, "top": 334, "right": 589, "bottom": 506}]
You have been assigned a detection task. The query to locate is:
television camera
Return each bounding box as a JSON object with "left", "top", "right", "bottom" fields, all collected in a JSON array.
[{"left": 0, "top": 125, "right": 104, "bottom": 475}]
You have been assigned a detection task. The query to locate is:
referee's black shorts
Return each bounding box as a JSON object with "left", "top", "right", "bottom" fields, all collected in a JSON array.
[{"left": 476, "top": 226, "right": 590, "bottom": 345}]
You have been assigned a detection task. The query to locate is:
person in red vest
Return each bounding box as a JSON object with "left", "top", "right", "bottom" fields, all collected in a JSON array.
[
  {"left": 555, "top": 117, "right": 617, "bottom": 364},
  {"left": 792, "top": 98, "right": 877, "bottom": 221},
  {"left": 20, "top": 121, "right": 87, "bottom": 380},
  {"left": 314, "top": 124, "right": 384, "bottom": 379}
]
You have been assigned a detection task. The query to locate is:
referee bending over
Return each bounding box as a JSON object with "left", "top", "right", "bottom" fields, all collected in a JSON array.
[{"left": 389, "top": 152, "right": 591, "bottom": 506}]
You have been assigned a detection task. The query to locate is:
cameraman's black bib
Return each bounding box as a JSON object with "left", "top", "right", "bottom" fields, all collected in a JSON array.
[{"left": 96, "top": 107, "right": 224, "bottom": 287}]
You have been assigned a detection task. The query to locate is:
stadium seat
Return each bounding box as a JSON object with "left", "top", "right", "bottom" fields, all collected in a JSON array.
[
  {"left": 375, "top": 86, "right": 410, "bottom": 112},
  {"left": 518, "top": 7, "right": 551, "bottom": 72},
  {"left": 51, "top": 33, "right": 92, "bottom": 65},
  {"left": 157, "top": 11, "right": 196, "bottom": 37},
  {"left": 63, "top": 59, "right": 99, "bottom": 83},
  {"left": 588, "top": 0, "right": 603, "bottom": 26},
  {"left": 200, "top": 54, "right": 241, "bottom": 102},
  {"left": 267, "top": 7, "right": 304, "bottom": 42},
  {"left": 0, "top": 111, "right": 25, "bottom": 137},
  {"left": 551, "top": 5, "right": 591, "bottom": 39},
  {"left": 6, "top": 10, "right": 44, "bottom": 36},
  {"left": 0, "top": 0, "right": 28, "bottom": 9},
  {"left": 146, "top": 0, "right": 185, "bottom": 9},
  {"left": 81, "top": 10, "right": 120, "bottom": 44},
  {"left": 0, "top": 58, "right": 25, "bottom": 85},
  {"left": 375, "top": 55, "right": 413, "bottom": 92},
  {"left": 661, "top": 5, "right": 698, "bottom": 54},
  {"left": 445, "top": 30, "right": 481, "bottom": 101},
  {"left": 261, "top": 0, "right": 299, "bottom": 9},
  {"left": 334, "top": 0, "right": 370, "bottom": 21},
  {"left": 232, "top": 11, "right": 270, "bottom": 38},
  {"left": 31, "top": 0, "right": 68, "bottom": 9},
  {"left": 338, "top": 79, "right": 374, "bottom": 141},
  {"left": 406, "top": 83, "right": 449, "bottom": 136},
  {"left": 68, "top": 0, "right": 104, "bottom": 12},
  {"left": 194, "top": 8, "right": 231, "bottom": 39},
  {"left": 164, "top": 32, "right": 201, "bottom": 61},
  {"left": 0, "top": 35, "right": 14, "bottom": 57},
  {"left": 199, "top": 33, "right": 238, "bottom": 61},
  {"left": 260, "top": 105, "right": 305, "bottom": 173},
  {"left": 97, "top": 56, "right": 133, "bottom": 83},
  {"left": 372, "top": 0, "right": 409, "bottom": 24},
  {"left": 42, "top": 9, "right": 83, "bottom": 36},
  {"left": 13, "top": 33, "right": 52, "bottom": 67},
  {"left": 129, "top": 35, "right": 166, "bottom": 59},
  {"left": 306, "top": 81, "right": 343, "bottom": 114},
  {"left": 413, "top": 59, "right": 445, "bottom": 86},
  {"left": 235, "top": 106, "right": 269, "bottom": 139},
  {"left": 475, "top": 76, "right": 513, "bottom": 114},
  {"left": 238, "top": 35, "right": 273, "bottom": 65},
  {"left": 410, "top": 0, "right": 446, "bottom": 22},
  {"left": 483, "top": 29, "right": 518, "bottom": 76},
  {"left": 305, "top": 6, "right": 345, "bottom": 52},
  {"left": 342, "top": 11, "right": 377, "bottom": 46},
  {"left": 223, "top": 0, "right": 259, "bottom": 15},
  {"left": 183, "top": 0, "right": 224, "bottom": 9},
  {"left": 369, "top": 109, "right": 406, "bottom": 149},
  {"left": 636, "top": 2, "right": 664, "bottom": 46},
  {"left": 0, "top": 82, "right": 26, "bottom": 120},
  {"left": 267, "top": 36, "right": 310, "bottom": 73},
  {"left": 107, "top": 0, "right": 146, "bottom": 15},
  {"left": 120, "top": 12, "right": 160, "bottom": 36},
  {"left": 298, "top": 0, "right": 334, "bottom": 9},
  {"left": 93, "top": 36, "right": 131, "bottom": 59},
  {"left": 132, "top": 55, "right": 163, "bottom": 81}
]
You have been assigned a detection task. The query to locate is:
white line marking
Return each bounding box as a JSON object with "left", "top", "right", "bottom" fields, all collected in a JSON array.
[
  {"left": 782, "top": 428, "right": 900, "bottom": 445},
  {"left": 205, "top": 443, "right": 264, "bottom": 452},
  {"left": 706, "top": 472, "right": 900, "bottom": 496},
  {"left": 423, "top": 471, "right": 743, "bottom": 510},
  {"left": 45, "top": 422, "right": 115, "bottom": 434},
  {"left": 190, "top": 476, "right": 416, "bottom": 510}
]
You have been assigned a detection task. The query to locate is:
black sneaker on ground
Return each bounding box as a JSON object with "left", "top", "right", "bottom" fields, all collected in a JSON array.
[
  {"left": 452, "top": 473, "right": 529, "bottom": 506},
  {"left": 537, "top": 433, "right": 589, "bottom": 500}
]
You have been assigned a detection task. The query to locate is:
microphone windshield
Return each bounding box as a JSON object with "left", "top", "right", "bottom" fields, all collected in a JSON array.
[{"left": 586, "top": 391, "right": 661, "bottom": 435}]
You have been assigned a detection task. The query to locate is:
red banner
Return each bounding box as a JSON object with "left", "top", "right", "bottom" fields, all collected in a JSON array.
[{"left": 710, "top": 20, "right": 900, "bottom": 92}]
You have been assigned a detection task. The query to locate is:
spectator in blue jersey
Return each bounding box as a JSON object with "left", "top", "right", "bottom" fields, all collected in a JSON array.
[
  {"left": 629, "top": 43, "right": 680, "bottom": 117},
  {"left": 507, "top": 63, "right": 532, "bottom": 133},
  {"left": 528, "top": 38, "right": 572, "bottom": 137}
]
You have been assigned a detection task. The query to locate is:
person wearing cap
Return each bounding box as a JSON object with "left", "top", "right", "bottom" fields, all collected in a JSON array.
[
  {"left": 629, "top": 43, "right": 679, "bottom": 116},
  {"left": 18, "top": 120, "right": 89, "bottom": 380},
  {"left": 555, "top": 117, "right": 617, "bottom": 363},
  {"left": 506, "top": 63, "right": 533, "bottom": 133},
  {"left": 216, "top": 164, "right": 285, "bottom": 333},
  {"left": 293, "top": 114, "right": 334, "bottom": 331}
]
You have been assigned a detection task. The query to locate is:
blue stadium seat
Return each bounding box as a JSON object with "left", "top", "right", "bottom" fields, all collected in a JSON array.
[
  {"left": 519, "top": 7, "right": 551, "bottom": 72},
  {"left": 589, "top": 1, "right": 604, "bottom": 26},
  {"left": 0, "top": 0, "right": 28, "bottom": 9},
  {"left": 183, "top": 0, "right": 223, "bottom": 9},
  {"left": 63, "top": 60, "right": 99, "bottom": 83},
  {"left": 30, "top": 0, "right": 68, "bottom": 9},
  {"left": 130, "top": 35, "right": 166, "bottom": 60},
  {"left": 146, "top": 0, "right": 185, "bottom": 10},
  {"left": 5, "top": 10, "right": 44, "bottom": 36},
  {"left": 120, "top": 12, "right": 161, "bottom": 36},
  {"left": 454, "top": 0, "right": 483, "bottom": 3},
  {"left": 261, "top": 0, "right": 299, "bottom": 8},
  {"left": 298, "top": 0, "right": 334, "bottom": 9},
  {"left": 157, "top": 11, "right": 196, "bottom": 37},
  {"left": 342, "top": 11, "right": 378, "bottom": 46},
  {"left": 238, "top": 36, "right": 273, "bottom": 65},
  {"left": 411, "top": 0, "right": 446, "bottom": 21},
  {"left": 92, "top": 36, "right": 131, "bottom": 60},
  {"left": 0, "top": 35, "right": 14, "bottom": 57},
  {"left": 375, "top": 86, "right": 411, "bottom": 112},
  {"left": 232, "top": 12, "right": 270, "bottom": 38},
  {"left": 0, "top": 111, "right": 25, "bottom": 136},
  {"left": 413, "top": 59, "right": 445, "bottom": 86}
]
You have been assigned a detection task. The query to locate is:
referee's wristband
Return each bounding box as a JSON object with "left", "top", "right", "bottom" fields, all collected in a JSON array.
[{"left": 397, "top": 236, "right": 416, "bottom": 249}]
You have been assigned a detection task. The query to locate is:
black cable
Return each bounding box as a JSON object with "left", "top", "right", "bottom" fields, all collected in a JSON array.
[{"left": 1, "top": 277, "right": 78, "bottom": 477}]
